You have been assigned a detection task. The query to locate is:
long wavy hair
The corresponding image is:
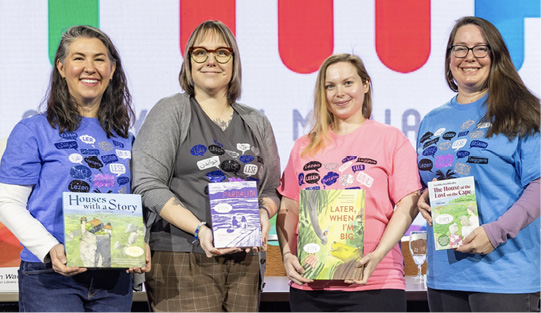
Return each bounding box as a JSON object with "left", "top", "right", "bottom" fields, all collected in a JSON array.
[
  {"left": 302, "top": 53, "right": 373, "bottom": 157},
  {"left": 445, "top": 16, "right": 540, "bottom": 140},
  {"left": 44, "top": 25, "right": 134, "bottom": 138},
  {"left": 179, "top": 20, "right": 242, "bottom": 104}
]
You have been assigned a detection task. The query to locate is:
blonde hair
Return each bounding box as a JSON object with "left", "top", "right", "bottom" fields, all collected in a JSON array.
[{"left": 302, "top": 54, "right": 373, "bottom": 157}]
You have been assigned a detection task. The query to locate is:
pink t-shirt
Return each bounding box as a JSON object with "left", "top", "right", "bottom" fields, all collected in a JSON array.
[{"left": 277, "top": 119, "right": 422, "bottom": 291}]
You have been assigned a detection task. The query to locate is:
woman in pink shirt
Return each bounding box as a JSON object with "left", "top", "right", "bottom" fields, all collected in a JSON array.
[{"left": 277, "top": 53, "right": 421, "bottom": 312}]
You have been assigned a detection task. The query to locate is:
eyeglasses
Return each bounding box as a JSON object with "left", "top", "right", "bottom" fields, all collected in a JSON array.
[
  {"left": 188, "top": 46, "right": 233, "bottom": 64},
  {"left": 450, "top": 45, "right": 490, "bottom": 58}
]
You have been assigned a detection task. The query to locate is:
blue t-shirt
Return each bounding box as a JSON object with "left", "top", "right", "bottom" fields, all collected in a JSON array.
[
  {"left": 0, "top": 115, "right": 134, "bottom": 262},
  {"left": 416, "top": 94, "right": 540, "bottom": 293}
]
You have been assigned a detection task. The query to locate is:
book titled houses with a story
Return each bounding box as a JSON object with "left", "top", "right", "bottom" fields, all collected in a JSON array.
[
  {"left": 298, "top": 189, "right": 365, "bottom": 280},
  {"left": 208, "top": 181, "right": 262, "bottom": 248},
  {"left": 428, "top": 176, "right": 479, "bottom": 250},
  {"left": 62, "top": 192, "right": 146, "bottom": 268}
]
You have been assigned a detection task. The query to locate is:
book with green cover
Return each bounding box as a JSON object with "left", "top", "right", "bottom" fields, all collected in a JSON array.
[
  {"left": 62, "top": 192, "right": 146, "bottom": 268},
  {"left": 428, "top": 176, "right": 479, "bottom": 250},
  {"left": 298, "top": 189, "right": 365, "bottom": 280}
]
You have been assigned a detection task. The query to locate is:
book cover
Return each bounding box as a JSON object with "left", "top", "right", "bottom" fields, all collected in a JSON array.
[
  {"left": 208, "top": 181, "right": 262, "bottom": 248},
  {"left": 428, "top": 176, "right": 479, "bottom": 250},
  {"left": 298, "top": 189, "right": 365, "bottom": 280},
  {"left": 62, "top": 192, "right": 146, "bottom": 268}
]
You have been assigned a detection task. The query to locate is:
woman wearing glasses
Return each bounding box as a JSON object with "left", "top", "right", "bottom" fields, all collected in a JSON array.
[
  {"left": 416, "top": 16, "right": 540, "bottom": 311},
  {"left": 132, "top": 20, "right": 280, "bottom": 312}
]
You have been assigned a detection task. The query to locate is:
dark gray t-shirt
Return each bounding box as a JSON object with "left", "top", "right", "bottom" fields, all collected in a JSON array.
[{"left": 150, "top": 97, "right": 263, "bottom": 253}]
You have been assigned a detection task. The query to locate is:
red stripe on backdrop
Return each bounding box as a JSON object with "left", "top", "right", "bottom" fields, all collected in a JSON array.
[
  {"left": 179, "top": 0, "right": 236, "bottom": 55},
  {"left": 278, "top": 0, "right": 334, "bottom": 74},
  {"left": 375, "top": 0, "right": 430, "bottom": 73}
]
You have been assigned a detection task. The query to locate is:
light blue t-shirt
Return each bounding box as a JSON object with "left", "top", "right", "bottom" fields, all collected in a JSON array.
[
  {"left": 0, "top": 115, "right": 134, "bottom": 262},
  {"left": 416, "top": 94, "right": 540, "bottom": 293}
]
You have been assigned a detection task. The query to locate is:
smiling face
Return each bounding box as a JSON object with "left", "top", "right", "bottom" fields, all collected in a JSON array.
[
  {"left": 449, "top": 24, "right": 491, "bottom": 96},
  {"left": 56, "top": 37, "right": 115, "bottom": 115},
  {"left": 190, "top": 31, "right": 233, "bottom": 99},
  {"left": 325, "top": 61, "right": 370, "bottom": 125}
]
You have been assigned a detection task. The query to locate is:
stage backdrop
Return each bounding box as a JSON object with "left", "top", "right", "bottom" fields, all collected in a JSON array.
[{"left": 0, "top": 0, "right": 540, "bottom": 278}]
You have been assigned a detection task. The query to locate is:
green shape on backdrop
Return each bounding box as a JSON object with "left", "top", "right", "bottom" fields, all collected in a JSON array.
[{"left": 48, "top": 0, "right": 100, "bottom": 65}]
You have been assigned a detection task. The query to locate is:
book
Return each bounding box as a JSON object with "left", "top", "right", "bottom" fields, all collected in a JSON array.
[
  {"left": 428, "top": 176, "right": 479, "bottom": 250},
  {"left": 62, "top": 192, "right": 146, "bottom": 268},
  {"left": 208, "top": 181, "right": 262, "bottom": 248},
  {"left": 297, "top": 189, "right": 365, "bottom": 280}
]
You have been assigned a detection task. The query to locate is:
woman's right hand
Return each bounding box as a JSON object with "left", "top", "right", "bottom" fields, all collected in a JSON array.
[
  {"left": 49, "top": 244, "right": 87, "bottom": 276},
  {"left": 282, "top": 252, "right": 313, "bottom": 286},
  {"left": 198, "top": 225, "right": 241, "bottom": 258},
  {"left": 417, "top": 188, "right": 433, "bottom": 226}
]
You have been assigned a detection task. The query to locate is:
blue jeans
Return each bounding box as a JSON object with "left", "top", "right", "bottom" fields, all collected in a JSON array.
[{"left": 18, "top": 260, "right": 133, "bottom": 312}]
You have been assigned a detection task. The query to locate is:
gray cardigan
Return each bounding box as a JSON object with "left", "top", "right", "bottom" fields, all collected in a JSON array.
[{"left": 132, "top": 92, "right": 281, "bottom": 248}]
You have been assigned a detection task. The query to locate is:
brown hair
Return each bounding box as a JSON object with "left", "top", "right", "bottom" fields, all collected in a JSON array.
[
  {"left": 445, "top": 16, "right": 540, "bottom": 140},
  {"left": 302, "top": 53, "right": 373, "bottom": 157},
  {"left": 44, "top": 25, "right": 134, "bottom": 138},
  {"left": 179, "top": 20, "right": 242, "bottom": 104}
]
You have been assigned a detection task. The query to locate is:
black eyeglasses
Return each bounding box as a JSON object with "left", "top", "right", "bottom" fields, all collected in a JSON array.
[
  {"left": 450, "top": 45, "right": 490, "bottom": 58},
  {"left": 188, "top": 46, "right": 233, "bottom": 64}
]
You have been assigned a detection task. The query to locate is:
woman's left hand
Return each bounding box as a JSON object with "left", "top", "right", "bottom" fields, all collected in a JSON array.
[
  {"left": 345, "top": 250, "right": 384, "bottom": 285},
  {"left": 455, "top": 226, "right": 495, "bottom": 255},
  {"left": 126, "top": 243, "right": 152, "bottom": 274}
]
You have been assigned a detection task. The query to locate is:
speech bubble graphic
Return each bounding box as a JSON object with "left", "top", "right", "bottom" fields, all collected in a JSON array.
[
  {"left": 70, "top": 165, "right": 92, "bottom": 179},
  {"left": 112, "top": 139, "right": 124, "bottom": 148},
  {"left": 339, "top": 161, "right": 352, "bottom": 173},
  {"left": 305, "top": 173, "right": 320, "bottom": 184},
  {"left": 418, "top": 159, "right": 433, "bottom": 172},
  {"left": 220, "top": 160, "right": 241, "bottom": 173},
  {"left": 237, "top": 143, "right": 251, "bottom": 155},
  {"left": 55, "top": 141, "right": 78, "bottom": 150},
  {"left": 298, "top": 173, "right": 305, "bottom": 186},
  {"left": 423, "top": 137, "right": 440, "bottom": 149},
  {"left": 305, "top": 186, "right": 321, "bottom": 190},
  {"left": 206, "top": 170, "right": 226, "bottom": 183},
  {"left": 94, "top": 173, "right": 115, "bottom": 188},
  {"left": 420, "top": 131, "right": 433, "bottom": 143},
  {"left": 225, "top": 150, "right": 239, "bottom": 159},
  {"left": 357, "top": 158, "right": 377, "bottom": 165},
  {"left": 303, "top": 243, "right": 321, "bottom": 254},
  {"left": 191, "top": 144, "right": 207, "bottom": 156},
  {"left": 342, "top": 155, "right": 356, "bottom": 163},
  {"left": 356, "top": 172, "right": 374, "bottom": 187},
  {"left": 324, "top": 162, "right": 338, "bottom": 171},
  {"left": 117, "top": 176, "right": 130, "bottom": 186},
  {"left": 101, "top": 154, "right": 119, "bottom": 164},
  {"left": 352, "top": 164, "right": 365, "bottom": 173},
  {"left": 436, "top": 154, "right": 453, "bottom": 168},
  {"left": 321, "top": 172, "right": 339, "bottom": 186},
  {"left": 68, "top": 180, "right": 90, "bottom": 192},
  {"left": 477, "top": 122, "right": 491, "bottom": 129},
  {"left": 422, "top": 146, "right": 437, "bottom": 158},
  {"left": 81, "top": 148, "right": 100, "bottom": 155},
  {"left": 458, "top": 131, "right": 469, "bottom": 137},
  {"left": 98, "top": 141, "right": 113, "bottom": 151},
  {"left": 439, "top": 141, "right": 451, "bottom": 150},
  {"left": 84, "top": 156, "right": 104, "bottom": 171},
  {"left": 340, "top": 174, "right": 354, "bottom": 187},
  {"left": 251, "top": 146, "right": 260, "bottom": 155},
  {"left": 454, "top": 162, "right": 471, "bottom": 175},
  {"left": 116, "top": 149, "right": 131, "bottom": 159},
  {"left": 456, "top": 150, "right": 470, "bottom": 159},
  {"left": 213, "top": 139, "right": 224, "bottom": 148},
  {"left": 462, "top": 120, "right": 475, "bottom": 129},
  {"left": 470, "top": 140, "right": 488, "bottom": 149},
  {"left": 434, "top": 128, "right": 446, "bottom": 136},
  {"left": 435, "top": 214, "right": 453, "bottom": 225},
  {"left": 239, "top": 155, "right": 255, "bottom": 164},
  {"left": 303, "top": 161, "right": 322, "bottom": 172},
  {"left": 69, "top": 153, "right": 83, "bottom": 164},
  {"left": 197, "top": 156, "right": 221, "bottom": 171},
  {"left": 208, "top": 145, "right": 225, "bottom": 155},
  {"left": 469, "top": 130, "right": 484, "bottom": 139},
  {"left": 109, "top": 163, "right": 126, "bottom": 177},
  {"left": 60, "top": 132, "right": 77, "bottom": 140},
  {"left": 214, "top": 203, "right": 233, "bottom": 214},
  {"left": 451, "top": 139, "right": 467, "bottom": 151},
  {"left": 79, "top": 135, "right": 96, "bottom": 145},
  {"left": 244, "top": 164, "right": 258, "bottom": 176},
  {"left": 467, "top": 156, "right": 489, "bottom": 164},
  {"left": 442, "top": 131, "right": 456, "bottom": 140}
]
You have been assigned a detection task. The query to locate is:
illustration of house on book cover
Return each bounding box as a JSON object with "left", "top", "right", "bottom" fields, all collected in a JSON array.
[
  {"left": 208, "top": 181, "right": 262, "bottom": 248},
  {"left": 298, "top": 189, "right": 365, "bottom": 280},
  {"left": 63, "top": 192, "right": 146, "bottom": 268}
]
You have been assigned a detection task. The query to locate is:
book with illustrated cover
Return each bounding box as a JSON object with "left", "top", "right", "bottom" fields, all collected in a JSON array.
[
  {"left": 62, "top": 192, "right": 146, "bottom": 268},
  {"left": 298, "top": 189, "right": 365, "bottom": 280},
  {"left": 428, "top": 176, "right": 479, "bottom": 250},
  {"left": 208, "top": 181, "right": 262, "bottom": 248}
]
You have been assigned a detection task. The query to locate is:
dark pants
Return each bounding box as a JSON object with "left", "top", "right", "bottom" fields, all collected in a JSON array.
[
  {"left": 428, "top": 287, "right": 541, "bottom": 312},
  {"left": 289, "top": 287, "right": 407, "bottom": 312}
]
